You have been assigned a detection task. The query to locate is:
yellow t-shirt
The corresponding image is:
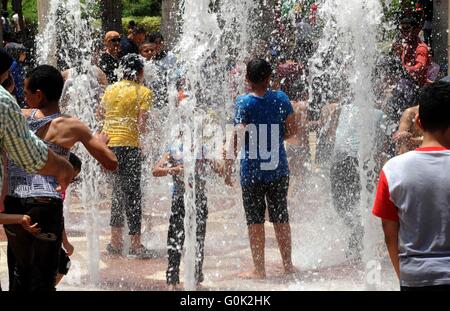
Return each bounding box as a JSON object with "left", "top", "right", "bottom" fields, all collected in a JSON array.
[{"left": 101, "top": 80, "right": 153, "bottom": 147}]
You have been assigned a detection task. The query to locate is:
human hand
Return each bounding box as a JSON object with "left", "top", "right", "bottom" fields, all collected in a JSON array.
[
  {"left": 21, "top": 215, "right": 40, "bottom": 235},
  {"left": 224, "top": 160, "right": 234, "bottom": 186},
  {"left": 169, "top": 165, "right": 184, "bottom": 176},
  {"left": 55, "top": 159, "right": 75, "bottom": 193},
  {"left": 63, "top": 241, "right": 75, "bottom": 256},
  {"left": 224, "top": 174, "right": 234, "bottom": 187},
  {"left": 95, "top": 132, "right": 111, "bottom": 145}
]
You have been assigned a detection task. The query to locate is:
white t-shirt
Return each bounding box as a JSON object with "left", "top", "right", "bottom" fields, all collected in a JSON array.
[{"left": 373, "top": 147, "right": 450, "bottom": 287}]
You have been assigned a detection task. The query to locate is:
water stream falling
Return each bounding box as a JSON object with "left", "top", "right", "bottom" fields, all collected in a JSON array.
[
  {"left": 169, "top": 0, "right": 257, "bottom": 290},
  {"left": 22, "top": 0, "right": 400, "bottom": 291},
  {"left": 36, "top": 0, "right": 103, "bottom": 284}
]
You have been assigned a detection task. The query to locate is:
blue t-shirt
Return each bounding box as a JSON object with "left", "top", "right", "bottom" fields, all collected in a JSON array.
[
  {"left": 10, "top": 60, "right": 25, "bottom": 108},
  {"left": 234, "top": 90, "right": 293, "bottom": 186}
]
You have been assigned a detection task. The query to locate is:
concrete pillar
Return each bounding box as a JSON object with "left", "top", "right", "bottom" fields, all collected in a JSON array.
[
  {"left": 432, "top": 0, "right": 449, "bottom": 74},
  {"left": 0, "top": 1, "right": 3, "bottom": 47}
]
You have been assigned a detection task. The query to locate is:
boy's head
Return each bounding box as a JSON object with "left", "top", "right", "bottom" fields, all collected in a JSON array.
[
  {"left": 129, "top": 27, "right": 146, "bottom": 46},
  {"left": 246, "top": 58, "right": 272, "bottom": 87},
  {"left": 139, "top": 42, "right": 156, "bottom": 61},
  {"left": 0, "top": 48, "right": 13, "bottom": 84},
  {"left": 120, "top": 53, "right": 145, "bottom": 82},
  {"left": 25, "top": 65, "right": 64, "bottom": 108},
  {"left": 400, "top": 17, "right": 422, "bottom": 42},
  {"left": 147, "top": 32, "right": 164, "bottom": 56},
  {"left": 418, "top": 81, "right": 450, "bottom": 133}
]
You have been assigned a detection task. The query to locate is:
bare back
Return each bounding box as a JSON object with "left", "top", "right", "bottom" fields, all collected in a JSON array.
[{"left": 22, "top": 109, "right": 117, "bottom": 171}]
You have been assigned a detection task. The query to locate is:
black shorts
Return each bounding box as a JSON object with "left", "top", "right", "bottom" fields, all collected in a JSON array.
[
  {"left": 58, "top": 249, "right": 71, "bottom": 275},
  {"left": 241, "top": 176, "right": 290, "bottom": 225}
]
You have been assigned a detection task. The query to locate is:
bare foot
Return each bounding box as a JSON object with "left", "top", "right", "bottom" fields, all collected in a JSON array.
[
  {"left": 167, "top": 284, "right": 178, "bottom": 291},
  {"left": 239, "top": 270, "right": 266, "bottom": 279},
  {"left": 283, "top": 265, "right": 299, "bottom": 275}
]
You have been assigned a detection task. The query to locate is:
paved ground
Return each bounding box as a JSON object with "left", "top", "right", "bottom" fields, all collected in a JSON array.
[{"left": 0, "top": 135, "right": 399, "bottom": 291}]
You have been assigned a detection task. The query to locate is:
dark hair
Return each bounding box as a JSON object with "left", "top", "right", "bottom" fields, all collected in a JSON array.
[
  {"left": 1, "top": 73, "right": 14, "bottom": 90},
  {"left": 69, "top": 152, "right": 82, "bottom": 172},
  {"left": 148, "top": 32, "right": 164, "bottom": 44},
  {"left": 131, "top": 26, "right": 146, "bottom": 36},
  {"left": 26, "top": 65, "right": 64, "bottom": 102},
  {"left": 400, "top": 17, "right": 421, "bottom": 29},
  {"left": 246, "top": 58, "right": 272, "bottom": 84},
  {"left": 418, "top": 81, "right": 450, "bottom": 132},
  {"left": 5, "top": 43, "right": 27, "bottom": 60},
  {"left": 120, "top": 53, "right": 144, "bottom": 80},
  {"left": 128, "top": 20, "right": 136, "bottom": 29},
  {"left": 0, "top": 48, "right": 14, "bottom": 75}
]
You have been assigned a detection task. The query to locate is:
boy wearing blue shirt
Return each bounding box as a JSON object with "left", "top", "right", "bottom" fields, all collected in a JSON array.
[{"left": 225, "top": 59, "right": 298, "bottom": 279}]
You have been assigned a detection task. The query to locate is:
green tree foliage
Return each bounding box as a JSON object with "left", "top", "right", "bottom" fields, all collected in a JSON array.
[
  {"left": 122, "top": 16, "right": 161, "bottom": 34},
  {"left": 122, "top": 0, "right": 161, "bottom": 17},
  {"left": 17, "top": 0, "right": 162, "bottom": 24}
]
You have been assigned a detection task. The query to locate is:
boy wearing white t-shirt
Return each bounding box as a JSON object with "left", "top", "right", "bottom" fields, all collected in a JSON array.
[{"left": 373, "top": 81, "right": 450, "bottom": 291}]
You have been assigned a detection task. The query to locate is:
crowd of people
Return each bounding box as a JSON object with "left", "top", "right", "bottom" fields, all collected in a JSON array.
[{"left": 0, "top": 3, "right": 450, "bottom": 292}]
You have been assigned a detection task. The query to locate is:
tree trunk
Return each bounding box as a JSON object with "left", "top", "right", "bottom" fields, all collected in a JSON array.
[
  {"left": 37, "top": 0, "right": 50, "bottom": 33},
  {"left": 0, "top": 0, "right": 3, "bottom": 47},
  {"left": 1, "top": 0, "right": 7, "bottom": 13},
  {"left": 161, "top": 0, "right": 179, "bottom": 49},
  {"left": 12, "top": 0, "right": 24, "bottom": 39},
  {"left": 100, "top": 0, "right": 123, "bottom": 35}
]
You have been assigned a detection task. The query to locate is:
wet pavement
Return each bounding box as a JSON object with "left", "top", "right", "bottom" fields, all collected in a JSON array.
[
  {"left": 0, "top": 183, "right": 398, "bottom": 291},
  {"left": 0, "top": 136, "right": 399, "bottom": 291}
]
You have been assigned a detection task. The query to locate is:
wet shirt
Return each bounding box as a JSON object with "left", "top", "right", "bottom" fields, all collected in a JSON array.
[
  {"left": 234, "top": 90, "right": 293, "bottom": 186},
  {"left": 0, "top": 86, "right": 48, "bottom": 193},
  {"left": 99, "top": 52, "right": 120, "bottom": 84},
  {"left": 7, "top": 110, "right": 70, "bottom": 199},
  {"left": 402, "top": 41, "right": 430, "bottom": 87},
  {"left": 102, "top": 80, "right": 153, "bottom": 148},
  {"left": 333, "top": 104, "right": 385, "bottom": 163},
  {"left": 373, "top": 147, "right": 450, "bottom": 287},
  {"left": 10, "top": 60, "right": 26, "bottom": 108},
  {"left": 167, "top": 140, "right": 207, "bottom": 197}
]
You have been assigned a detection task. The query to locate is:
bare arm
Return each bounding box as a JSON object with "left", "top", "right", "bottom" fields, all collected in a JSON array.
[
  {"left": 0, "top": 214, "right": 40, "bottom": 234},
  {"left": 138, "top": 109, "right": 149, "bottom": 136},
  {"left": 284, "top": 113, "right": 299, "bottom": 140},
  {"left": 62, "top": 228, "right": 74, "bottom": 256},
  {"left": 382, "top": 219, "right": 400, "bottom": 279},
  {"left": 393, "top": 106, "right": 419, "bottom": 154},
  {"left": 224, "top": 124, "right": 245, "bottom": 186},
  {"left": 152, "top": 152, "right": 183, "bottom": 177}
]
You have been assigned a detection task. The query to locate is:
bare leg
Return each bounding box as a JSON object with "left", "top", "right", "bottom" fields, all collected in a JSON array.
[
  {"left": 273, "top": 223, "right": 297, "bottom": 274},
  {"left": 130, "top": 234, "right": 141, "bottom": 251},
  {"left": 110, "top": 227, "right": 123, "bottom": 249},
  {"left": 240, "top": 224, "right": 266, "bottom": 279},
  {"left": 55, "top": 273, "right": 64, "bottom": 286}
]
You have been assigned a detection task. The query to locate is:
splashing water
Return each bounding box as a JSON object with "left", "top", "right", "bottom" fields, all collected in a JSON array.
[
  {"left": 21, "top": 0, "right": 400, "bottom": 291},
  {"left": 36, "top": 0, "right": 103, "bottom": 284}
]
